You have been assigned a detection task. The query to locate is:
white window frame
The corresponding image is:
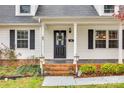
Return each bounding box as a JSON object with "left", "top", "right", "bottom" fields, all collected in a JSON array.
[
  {"left": 15, "top": 30, "right": 30, "bottom": 49},
  {"left": 108, "top": 30, "right": 118, "bottom": 48},
  {"left": 15, "top": 5, "right": 37, "bottom": 16},
  {"left": 94, "top": 29, "right": 118, "bottom": 49},
  {"left": 95, "top": 30, "right": 107, "bottom": 49}
]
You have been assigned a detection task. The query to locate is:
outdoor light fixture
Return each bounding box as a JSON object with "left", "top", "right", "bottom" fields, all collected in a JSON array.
[{"left": 69, "top": 28, "right": 72, "bottom": 33}]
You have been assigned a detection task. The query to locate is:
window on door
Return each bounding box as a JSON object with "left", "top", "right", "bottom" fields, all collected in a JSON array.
[{"left": 17, "top": 30, "right": 28, "bottom": 48}]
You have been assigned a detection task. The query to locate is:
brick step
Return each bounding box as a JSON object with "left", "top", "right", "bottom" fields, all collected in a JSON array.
[
  {"left": 43, "top": 64, "right": 75, "bottom": 67},
  {"left": 43, "top": 64, "right": 76, "bottom": 76},
  {"left": 44, "top": 67, "right": 74, "bottom": 71},
  {"left": 44, "top": 71, "right": 75, "bottom": 76}
]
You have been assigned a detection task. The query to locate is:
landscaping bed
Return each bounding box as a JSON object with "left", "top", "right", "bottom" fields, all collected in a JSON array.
[
  {"left": 78, "top": 63, "right": 124, "bottom": 78},
  {"left": 0, "top": 64, "right": 41, "bottom": 80}
]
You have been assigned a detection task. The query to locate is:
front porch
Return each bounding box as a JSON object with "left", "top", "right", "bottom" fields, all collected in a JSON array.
[{"left": 38, "top": 17, "right": 124, "bottom": 64}]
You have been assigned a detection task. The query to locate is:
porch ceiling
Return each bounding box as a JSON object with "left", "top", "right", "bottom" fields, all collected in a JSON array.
[{"left": 38, "top": 17, "right": 124, "bottom": 25}]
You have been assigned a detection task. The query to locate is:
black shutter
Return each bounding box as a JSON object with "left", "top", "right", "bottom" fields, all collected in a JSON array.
[
  {"left": 88, "top": 29, "right": 94, "bottom": 49},
  {"left": 123, "top": 30, "right": 124, "bottom": 49},
  {"left": 10, "top": 30, "right": 15, "bottom": 50},
  {"left": 30, "top": 30, "right": 35, "bottom": 49}
]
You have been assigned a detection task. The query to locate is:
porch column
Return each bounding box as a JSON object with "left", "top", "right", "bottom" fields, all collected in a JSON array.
[
  {"left": 73, "top": 23, "right": 78, "bottom": 64},
  {"left": 41, "top": 23, "right": 45, "bottom": 64},
  {"left": 118, "top": 22, "right": 123, "bottom": 64}
]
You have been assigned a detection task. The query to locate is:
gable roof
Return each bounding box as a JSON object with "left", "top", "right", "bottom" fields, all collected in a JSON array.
[
  {"left": 35, "top": 5, "right": 98, "bottom": 17},
  {"left": 0, "top": 5, "right": 98, "bottom": 23},
  {"left": 0, "top": 5, "right": 38, "bottom": 23}
]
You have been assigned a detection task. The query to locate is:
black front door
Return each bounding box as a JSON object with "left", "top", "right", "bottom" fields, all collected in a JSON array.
[{"left": 54, "top": 30, "right": 66, "bottom": 58}]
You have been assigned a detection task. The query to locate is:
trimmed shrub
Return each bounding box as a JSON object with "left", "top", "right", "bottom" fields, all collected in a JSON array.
[
  {"left": 115, "top": 64, "right": 124, "bottom": 74},
  {"left": 79, "top": 64, "right": 96, "bottom": 74},
  {"left": 101, "top": 63, "right": 117, "bottom": 74},
  {"left": 16, "top": 65, "right": 41, "bottom": 76}
]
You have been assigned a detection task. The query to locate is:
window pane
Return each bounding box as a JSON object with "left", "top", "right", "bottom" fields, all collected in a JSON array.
[
  {"left": 104, "top": 5, "right": 114, "bottom": 9},
  {"left": 20, "top": 5, "right": 30, "bottom": 13},
  {"left": 109, "top": 30, "right": 118, "bottom": 39},
  {"left": 96, "top": 31, "right": 106, "bottom": 40},
  {"left": 17, "top": 40, "right": 28, "bottom": 48},
  {"left": 109, "top": 40, "right": 118, "bottom": 48},
  {"left": 96, "top": 40, "right": 106, "bottom": 48},
  {"left": 17, "top": 31, "right": 28, "bottom": 39},
  {"left": 104, "top": 5, "right": 114, "bottom": 13},
  {"left": 104, "top": 10, "right": 114, "bottom": 13}
]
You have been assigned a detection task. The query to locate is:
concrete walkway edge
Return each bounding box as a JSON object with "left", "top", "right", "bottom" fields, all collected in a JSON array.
[{"left": 42, "top": 76, "right": 124, "bottom": 86}]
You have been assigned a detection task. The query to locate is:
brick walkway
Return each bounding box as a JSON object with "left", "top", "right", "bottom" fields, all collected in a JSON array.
[{"left": 42, "top": 76, "right": 124, "bottom": 86}]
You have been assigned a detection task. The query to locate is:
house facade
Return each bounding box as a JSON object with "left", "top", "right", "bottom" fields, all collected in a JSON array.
[{"left": 0, "top": 5, "right": 124, "bottom": 63}]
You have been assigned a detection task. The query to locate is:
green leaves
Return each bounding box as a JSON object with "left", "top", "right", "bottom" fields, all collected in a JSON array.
[
  {"left": 101, "top": 64, "right": 116, "bottom": 74},
  {"left": 101, "top": 64, "right": 124, "bottom": 75},
  {"left": 79, "top": 64, "right": 96, "bottom": 74},
  {"left": 16, "top": 65, "right": 41, "bottom": 76},
  {"left": 79, "top": 63, "right": 124, "bottom": 76},
  {"left": 115, "top": 64, "right": 124, "bottom": 74}
]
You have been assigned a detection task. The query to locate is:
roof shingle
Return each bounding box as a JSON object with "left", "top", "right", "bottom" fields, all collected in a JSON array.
[
  {"left": 0, "top": 5, "right": 98, "bottom": 23},
  {"left": 0, "top": 5, "right": 38, "bottom": 23},
  {"left": 36, "top": 5, "right": 98, "bottom": 17}
]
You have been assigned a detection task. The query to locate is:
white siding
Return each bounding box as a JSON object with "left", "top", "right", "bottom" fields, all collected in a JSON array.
[
  {"left": 77, "top": 24, "right": 119, "bottom": 59},
  {"left": 0, "top": 25, "right": 41, "bottom": 59},
  {"left": 45, "top": 24, "right": 124, "bottom": 59},
  {"left": 0, "top": 23, "right": 124, "bottom": 60}
]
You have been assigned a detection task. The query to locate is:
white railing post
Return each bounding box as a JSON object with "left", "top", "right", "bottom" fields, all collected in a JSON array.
[
  {"left": 118, "top": 22, "right": 123, "bottom": 64},
  {"left": 41, "top": 23, "right": 45, "bottom": 59},
  {"left": 73, "top": 23, "right": 78, "bottom": 64},
  {"left": 73, "top": 23, "right": 79, "bottom": 76},
  {"left": 39, "top": 22, "right": 45, "bottom": 75},
  {"left": 39, "top": 57, "right": 45, "bottom": 76}
]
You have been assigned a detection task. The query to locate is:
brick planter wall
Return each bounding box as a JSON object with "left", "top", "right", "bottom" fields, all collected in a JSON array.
[{"left": 0, "top": 59, "right": 40, "bottom": 67}]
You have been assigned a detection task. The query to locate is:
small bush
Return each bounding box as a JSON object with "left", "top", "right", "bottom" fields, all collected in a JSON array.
[
  {"left": 0, "top": 43, "right": 21, "bottom": 61},
  {"left": 101, "top": 64, "right": 117, "bottom": 74},
  {"left": 79, "top": 64, "right": 96, "bottom": 74},
  {"left": 115, "top": 64, "right": 124, "bottom": 74},
  {"left": 6, "top": 50, "right": 17, "bottom": 61},
  {"left": 16, "top": 65, "right": 41, "bottom": 76},
  {"left": 78, "top": 63, "right": 124, "bottom": 76}
]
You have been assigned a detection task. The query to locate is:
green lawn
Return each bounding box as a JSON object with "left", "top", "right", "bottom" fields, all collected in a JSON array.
[
  {"left": 0, "top": 77, "right": 43, "bottom": 88},
  {"left": 0, "top": 77, "right": 124, "bottom": 88}
]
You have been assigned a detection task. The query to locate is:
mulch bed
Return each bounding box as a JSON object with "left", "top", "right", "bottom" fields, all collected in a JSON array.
[{"left": 77, "top": 74, "right": 124, "bottom": 78}]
